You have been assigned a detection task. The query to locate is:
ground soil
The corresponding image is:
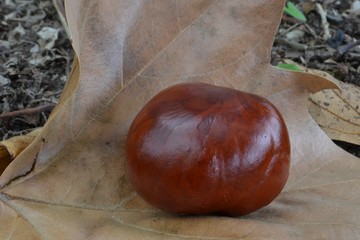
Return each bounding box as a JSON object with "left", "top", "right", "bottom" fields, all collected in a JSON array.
[
  {"left": 0, "top": 0, "right": 359, "bottom": 157},
  {"left": 0, "top": 0, "right": 73, "bottom": 139}
]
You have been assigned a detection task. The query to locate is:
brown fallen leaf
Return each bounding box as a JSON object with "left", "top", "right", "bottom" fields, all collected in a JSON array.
[
  {"left": 0, "top": 128, "right": 41, "bottom": 174},
  {"left": 0, "top": 1, "right": 358, "bottom": 239},
  {"left": 278, "top": 61, "right": 360, "bottom": 145},
  {"left": 309, "top": 79, "right": 360, "bottom": 145}
]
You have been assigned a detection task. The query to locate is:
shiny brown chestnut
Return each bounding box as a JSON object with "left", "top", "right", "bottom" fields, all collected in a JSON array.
[{"left": 125, "top": 82, "right": 290, "bottom": 216}]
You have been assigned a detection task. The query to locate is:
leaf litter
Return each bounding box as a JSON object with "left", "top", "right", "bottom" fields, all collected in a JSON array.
[{"left": 0, "top": 0, "right": 74, "bottom": 140}]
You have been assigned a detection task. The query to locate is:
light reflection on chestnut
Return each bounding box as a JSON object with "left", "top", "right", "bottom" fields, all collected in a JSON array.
[{"left": 126, "top": 82, "right": 290, "bottom": 216}]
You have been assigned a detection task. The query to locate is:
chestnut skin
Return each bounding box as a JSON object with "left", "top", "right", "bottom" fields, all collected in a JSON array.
[{"left": 126, "top": 83, "right": 290, "bottom": 216}]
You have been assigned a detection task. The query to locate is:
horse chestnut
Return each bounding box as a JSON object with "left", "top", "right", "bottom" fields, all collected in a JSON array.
[{"left": 126, "top": 83, "right": 290, "bottom": 216}]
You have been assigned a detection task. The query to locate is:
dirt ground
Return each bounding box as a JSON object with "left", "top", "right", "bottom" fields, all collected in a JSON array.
[
  {"left": 0, "top": 0, "right": 73, "bottom": 140},
  {"left": 0, "top": 0, "right": 359, "bottom": 157},
  {"left": 273, "top": 0, "right": 360, "bottom": 86}
]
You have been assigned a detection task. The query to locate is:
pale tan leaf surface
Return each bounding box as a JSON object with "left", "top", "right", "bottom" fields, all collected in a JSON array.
[
  {"left": 0, "top": 1, "right": 358, "bottom": 239},
  {"left": 309, "top": 79, "right": 360, "bottom": 145}
]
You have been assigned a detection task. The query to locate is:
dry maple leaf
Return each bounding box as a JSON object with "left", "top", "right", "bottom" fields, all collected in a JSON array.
[
  {"left": 0, "top": 0, "right": 359, "bottom": 239},
  {"left": 309, "top": 79, "right": 360, "bottom": 145},
  {"left": 279, "top": 63, "right": 360, "bottom": 146}
]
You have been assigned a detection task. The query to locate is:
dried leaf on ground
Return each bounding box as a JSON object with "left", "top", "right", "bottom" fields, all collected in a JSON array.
[
  {"left": 309, "top": 78, "right": 360, "bottom": 145},
  {"left": 277, "top": 62, "right": 360, "bottom": 145},
  {"left": 0, "top": 128, "right": 41, "bottom": 174},
  {"left": 0, "top": 1, "right": 358, "bottom": 239}
]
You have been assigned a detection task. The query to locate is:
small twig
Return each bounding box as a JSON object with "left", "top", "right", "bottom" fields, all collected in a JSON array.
[
  {"left": 338, "top": 40, "right": 360, "bottom": 55},
  {"left": 30, "top": 98, "right": 59, "bottom": 104},
  {"left": 304, "top": 23, "right": 318, "bottom": 39},
  {"left": 44, "top": 90, "right": 63, "bottom": 98},
  {"left": 308, "top": 44, "right": 330, "bottom": 49},
  {"left": 275, "top": 38, "right": 308, "bottom": 51},
  {"left": 315, "top": 3, "right": 331, "bottom": 40},
  {"left": 278, "top": 23, "right": 303, "bottom": 37},
  {"left": 0, "top": 104, "right": 55, "bottom": 120}
]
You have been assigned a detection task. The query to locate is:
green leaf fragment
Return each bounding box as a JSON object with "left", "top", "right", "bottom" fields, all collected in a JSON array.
[
  {"left": 284, "top": 1, "right": 307, "bottom": 22},
  {"left": 276, "top": 63, "right": 303, "bottom": 72}
]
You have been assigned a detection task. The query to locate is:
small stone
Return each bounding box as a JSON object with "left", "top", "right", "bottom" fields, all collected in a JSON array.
[
  {"left": 351, "top": 0, "right": 360, "bottom": 10},
  {"left": 0, "top": 40, "right": 11, "bottom": 49},
  {"left": 0, "top": 75, "right": 10, "bottom": 86},
  {"left": 285, "top": 30, "right": 305, "bottom": 42},
  {"left": 30, "top": 44, "right": 40, "bottom": 53},
  {"left": 37, "top": 27, "right": 59, "bottom": 49}
]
